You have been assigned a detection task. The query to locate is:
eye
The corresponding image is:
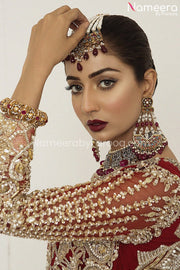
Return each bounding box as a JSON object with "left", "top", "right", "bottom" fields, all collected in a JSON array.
[
  {"left": 65, "top": 84, "right": 82, "bottom": 94},
  {"left": 99, "top": 79, "right": 117, "bottom": 90}
]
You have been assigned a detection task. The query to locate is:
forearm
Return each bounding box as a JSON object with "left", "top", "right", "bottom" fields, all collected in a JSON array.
[
  {"left": 0, "top": 113, "right": 179, "bottom": 243},
  {"left": 11, "top": 61, "right": 51, "bottom": 109},
  {"left": 10, "top": 6, "right": 89, "bottom": 109}
]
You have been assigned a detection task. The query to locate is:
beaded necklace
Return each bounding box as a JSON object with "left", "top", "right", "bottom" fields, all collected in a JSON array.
[{"left": 95, "top": 144, "right": 139, "bottom": 177}]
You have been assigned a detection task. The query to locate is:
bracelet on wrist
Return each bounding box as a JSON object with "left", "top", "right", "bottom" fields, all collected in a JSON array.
[{"left": 0, "top": 97, "right": 48, "bottom": 128}]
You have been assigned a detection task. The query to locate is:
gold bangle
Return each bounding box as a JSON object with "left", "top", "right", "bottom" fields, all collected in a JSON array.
[{"left": 0, "top": 97, "right": 48, "bottom": 127}]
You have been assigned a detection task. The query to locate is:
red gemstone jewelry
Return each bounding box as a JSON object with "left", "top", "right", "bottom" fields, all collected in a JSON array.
[
  {"left": 63, "top": 14, "right": 108, "bottom": 71},
  {"left": 92, "top": 139, "right": 100, "bottom": 162},
  {"left": 0, "top": 97, "right": 48, "bottom": 127},
  {"left": 129, "top": 97, "right": 168, "bottom": 160},
  {"left": 91, "top": 97, "right": 168, "bottom": 178},
  {"left": 95, "top": 145, "right": 139, "bottom": 177}
]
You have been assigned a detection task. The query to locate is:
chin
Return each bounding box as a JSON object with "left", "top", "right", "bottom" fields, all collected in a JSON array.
[{"left": 90, "top": 133, "right": 115, "bottom": 143}]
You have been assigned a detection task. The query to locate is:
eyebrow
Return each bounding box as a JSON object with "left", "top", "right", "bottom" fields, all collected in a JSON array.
[{"left": 66, "top": 67, "right": 121, "bottom": 81}]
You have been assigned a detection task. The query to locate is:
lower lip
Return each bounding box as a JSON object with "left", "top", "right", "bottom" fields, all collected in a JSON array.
[{"left": 88, "top": 123, "right": 108, "bottom": 132}]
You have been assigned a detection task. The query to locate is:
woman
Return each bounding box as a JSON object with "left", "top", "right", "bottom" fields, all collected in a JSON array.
[{"left": 0, "top": 5, "right": 180, "bottom": 270}]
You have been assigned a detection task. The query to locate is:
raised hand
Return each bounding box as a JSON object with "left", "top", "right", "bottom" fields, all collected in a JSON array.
[
  {"left": 11, "top": 6, "right": 89, "bottom": 109},
  {"left": 23, "top": 6, "right": 89, "bottom": 76}
]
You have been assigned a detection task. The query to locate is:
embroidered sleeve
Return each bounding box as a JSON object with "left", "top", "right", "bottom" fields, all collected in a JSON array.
[{"left": 0, "top": 112, "right": 180, "bottom": 244}]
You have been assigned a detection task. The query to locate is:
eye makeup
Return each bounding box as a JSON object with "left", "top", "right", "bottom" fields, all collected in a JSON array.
[{"left": 65, "top": 78, "right": 118, "bottom": 95}]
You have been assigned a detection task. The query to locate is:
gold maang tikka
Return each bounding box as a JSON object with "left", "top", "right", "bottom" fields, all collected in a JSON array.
[{"left": 63, "top": 14, "right": 108, "bottom": 71}]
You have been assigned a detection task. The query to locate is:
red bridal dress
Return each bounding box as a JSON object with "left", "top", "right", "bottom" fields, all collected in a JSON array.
[{"left": 0, "top": 112, "right": 179, "bottom": 270}]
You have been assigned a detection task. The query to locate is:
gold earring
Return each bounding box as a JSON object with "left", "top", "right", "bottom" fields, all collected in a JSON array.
[{"left": 130, "top": 97, "right": 168, "bottom": 160}]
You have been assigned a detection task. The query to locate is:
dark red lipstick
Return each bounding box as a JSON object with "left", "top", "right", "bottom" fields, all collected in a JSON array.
[{"left": 87, "top": 119, "right": 108, "bottom": 132}]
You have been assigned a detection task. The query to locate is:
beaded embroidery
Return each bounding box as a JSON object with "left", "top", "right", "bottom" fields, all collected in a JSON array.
[
  {"left": 46, "top": 240, "right": 119, "bottom": 270},
  {"left": 136, "top": 241, "right": 180, "bottom": 270},
  {"left": 0, "top": 112, "right": 180, "bottom": 269},
  {"left": 175, "top": 224, "right": 180, "bottom": 238}
]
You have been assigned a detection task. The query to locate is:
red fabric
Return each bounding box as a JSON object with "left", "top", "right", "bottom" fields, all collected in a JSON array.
[
  {"left": 50, "top": 158, "right": 180, "bottom": 269},
  {"left": 113, "top": 217, "right": 180, "bottom": 270},
  {"left": 112, "top": 158, "right": 180, "bottom": 269}
]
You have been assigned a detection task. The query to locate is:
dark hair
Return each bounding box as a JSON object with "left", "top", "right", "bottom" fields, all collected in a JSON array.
[{"left": 101, "top": 15, "right": 158, "bottom": 93}]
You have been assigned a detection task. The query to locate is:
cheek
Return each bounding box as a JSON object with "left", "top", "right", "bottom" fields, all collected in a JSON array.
[{"left": 104, "top": 86, "right": 139, "bottom": 118}]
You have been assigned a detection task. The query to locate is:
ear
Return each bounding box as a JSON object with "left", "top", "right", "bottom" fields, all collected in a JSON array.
[{"left": 142, "top": 68, "right": 157, "bottom": 98}]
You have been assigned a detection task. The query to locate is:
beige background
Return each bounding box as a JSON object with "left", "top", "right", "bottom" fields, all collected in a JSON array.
[{"left": 0, "top": 0, "right": 179, "bottom": 269}]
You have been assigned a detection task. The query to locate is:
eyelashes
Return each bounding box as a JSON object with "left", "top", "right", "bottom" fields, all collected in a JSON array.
[
  {"left": 65, "top": 84, "right": 82, "bottom": 92},
  {"left": 65, "top": 85, "right": 71, "bottom": 90},
  {"left": 65, "top": 79, "right": 118, "bottom": 95},
  {"left": 99, "top": 79, "right": 117, "bottom": 89}
]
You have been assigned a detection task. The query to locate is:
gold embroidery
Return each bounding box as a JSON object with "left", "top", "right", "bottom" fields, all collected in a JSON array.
[
  {"left": 136, "top": 241, "right": 180, "bottom": 270},
  {"left": 163, "top": 157, "right": 180, "bottom": 173},
  {"left": 0, "top": 113, "right": 34, "bottom": 198},
  {"left": 46, "top": 240, "right": 119, "bottom": 270},
  {"left": 0, "top": 112, "right": 180, "bottom": 270},
  {"left": 175, "top": 224, "right": 180, "bottom": 239}
]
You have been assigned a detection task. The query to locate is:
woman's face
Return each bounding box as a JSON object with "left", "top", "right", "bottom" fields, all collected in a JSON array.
[{"left": 64, "top": 51, "right": 145, "bottom": 148}]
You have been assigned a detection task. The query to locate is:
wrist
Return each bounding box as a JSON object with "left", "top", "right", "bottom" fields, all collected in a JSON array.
[{"left": 0, "top": 97, "right": 48, "bottom": 128}]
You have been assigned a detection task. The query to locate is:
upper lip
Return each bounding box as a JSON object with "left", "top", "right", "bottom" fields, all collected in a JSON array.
[{"left": 87, "top": 119, "right": 108, "bottom": 125}]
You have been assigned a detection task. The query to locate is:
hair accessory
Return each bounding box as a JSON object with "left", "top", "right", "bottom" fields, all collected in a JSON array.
[
  {"left": 64, "top": 14, "right": 108, "bottom": 71},
  {"left": 129, "top": 97, "right": 168, "bottom": 160},
  {"left": 0, "top": 97, "right": 48, "bottom": 128},
  {"left": 92, "top": 138, "right": 100, "bottom": 162}
]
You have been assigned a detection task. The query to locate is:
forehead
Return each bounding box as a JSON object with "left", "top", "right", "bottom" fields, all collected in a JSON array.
[{"left": 64, "top": 51, "right": 129, "bottom": 78}]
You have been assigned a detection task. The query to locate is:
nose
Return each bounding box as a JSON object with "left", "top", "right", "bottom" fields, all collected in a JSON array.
[{"left": 81, "top": 87, "right": 99, "bottom": 114}]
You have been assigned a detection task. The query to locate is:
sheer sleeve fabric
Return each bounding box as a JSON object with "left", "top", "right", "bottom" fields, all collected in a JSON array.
[{"left": 0, "top": 112, "right": 180, "bottom": 244}]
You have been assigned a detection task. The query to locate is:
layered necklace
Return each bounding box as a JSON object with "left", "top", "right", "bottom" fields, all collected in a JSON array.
[
  {"left": 95, "top": 144, "right": 139, "bottom": 177},
  {"left": 92, "top": 96, "right": 168, "bottom": 178}
]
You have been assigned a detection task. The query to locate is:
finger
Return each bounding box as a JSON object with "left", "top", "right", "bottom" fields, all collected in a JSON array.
[
  {"left": 69, "top": 20, "right": 81, "bottom": 32},
  {"left": 71, "top": 19, "right": 81, "bottom": 26},
  {"left": 49, "top": 5, "right": 71, "bottom": 16},
  {"left": 65, "top": 8, "right": 89, "bottom": 25},
  {"left": 69, "top": 21, "right": 84, "bottom": 33},
  {"left": 69, "top": 22, "right": 78, "bottom": 32},
  {"left": 68, "top": 21, "right": 89, "bottom": 47}
]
